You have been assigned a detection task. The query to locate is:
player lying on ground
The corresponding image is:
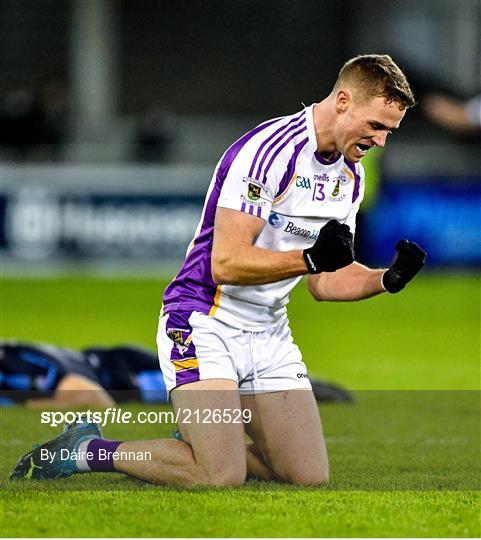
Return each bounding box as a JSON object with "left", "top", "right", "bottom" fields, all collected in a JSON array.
[
  {"left": 11, "top": 54, "right": 426, "bottom": 486},
  {"left": 0, "top": 340, "right": 351, "bottom": 407},
  {"left": 0, "top": 341, "right": 169, "bottom": 408}
]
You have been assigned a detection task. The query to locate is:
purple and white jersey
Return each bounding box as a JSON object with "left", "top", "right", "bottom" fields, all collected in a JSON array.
[{"left": 163, "top": 104, "right": 365, "bottom": 330}]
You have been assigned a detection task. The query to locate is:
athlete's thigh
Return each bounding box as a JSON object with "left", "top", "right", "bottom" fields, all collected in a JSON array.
[
  {"left": 241, "top": 389, "right": 328, "bottom": 485},
  {"left": 172, "top": 378, "right": 247, "bottom": 484}
]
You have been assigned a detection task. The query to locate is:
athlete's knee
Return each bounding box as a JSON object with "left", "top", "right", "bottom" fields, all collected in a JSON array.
[
  {"left": 281, "top": 464, "right": 329, "bottom": 486},
  {"left": 202, "top": 464, "right": 246, "bottom": 487},
  {"left": 291, "top": 470, "right": 329, "bottom": 486},
  {"left": 288, "top": 470, "right": 329, "bottom": 486}
]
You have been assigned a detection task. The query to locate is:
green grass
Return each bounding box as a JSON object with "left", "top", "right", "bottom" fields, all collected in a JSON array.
[
  {"left": 2, "top": 273, "right": 479, "bottom": 389},
  {"left": 2, "top": 491, "right": 479, "bottom": 537},
  {"left": 1, "top": 274, "right": 480, "bottom": 537}
]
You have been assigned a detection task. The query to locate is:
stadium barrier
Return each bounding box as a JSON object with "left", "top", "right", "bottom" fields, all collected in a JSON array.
[
  {"left": 1, "top": 164, "right": 479, "bottom": 268},
  {"left": 0, "top": 163, "right": 211, "bottom": 265}
]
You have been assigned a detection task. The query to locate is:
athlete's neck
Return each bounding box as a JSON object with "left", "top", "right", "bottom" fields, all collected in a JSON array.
[{"left": 312, "top": 99, "right": 339, "bottom": 160}]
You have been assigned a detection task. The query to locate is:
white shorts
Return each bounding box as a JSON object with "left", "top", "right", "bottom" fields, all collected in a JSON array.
[{"left": 157, "top": 310, "right": 311, "bottom": 396}]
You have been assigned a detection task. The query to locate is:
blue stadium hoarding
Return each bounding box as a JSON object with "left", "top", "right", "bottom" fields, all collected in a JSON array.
[
  {"left": 0, "top": 173, "right": 479, "bottom": 267},
  {"left": 0, "top": 189, "right": 204, "bottom": 262},
  {"left": 363, "top": 177, "right": 481, "bottom": 266}
]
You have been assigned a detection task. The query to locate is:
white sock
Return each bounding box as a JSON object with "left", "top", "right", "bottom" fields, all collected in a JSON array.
[{"left": 75, "top": 439, "right": 92, "bottom": 472}]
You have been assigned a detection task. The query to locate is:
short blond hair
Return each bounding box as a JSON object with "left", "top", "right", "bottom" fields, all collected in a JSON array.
[{"left": 334, "top": 54, "right": 416, "bottom": 109}]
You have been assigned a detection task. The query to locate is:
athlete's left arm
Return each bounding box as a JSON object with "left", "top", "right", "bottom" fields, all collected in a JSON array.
[
  {"left": 308, "top": 238, "right": 427, "bottom": 301},
  {"left": 307, "top": 261, "right": 385, "bottom": 302}
]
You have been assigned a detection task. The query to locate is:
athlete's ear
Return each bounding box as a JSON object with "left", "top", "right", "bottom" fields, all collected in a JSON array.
[{"left": 335, "top": 89, "right": 351, "bottom": 113}]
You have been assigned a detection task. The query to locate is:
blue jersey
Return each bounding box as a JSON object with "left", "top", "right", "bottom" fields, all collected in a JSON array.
[{"left": 0, "top": 341, "right": 167, "bottom": 404}]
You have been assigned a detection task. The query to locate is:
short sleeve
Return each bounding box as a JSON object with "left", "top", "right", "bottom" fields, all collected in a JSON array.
[
  {"left": 216, "top": 143, "right": 279, "bottom": 220},
  {"left": 216, "top": 109, "right": 309, "bottom": 220}
]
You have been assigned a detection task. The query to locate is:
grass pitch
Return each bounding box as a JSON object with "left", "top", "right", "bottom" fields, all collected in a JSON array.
[{"left": 1, "top": 273, "right": 480, "bottom": 537}]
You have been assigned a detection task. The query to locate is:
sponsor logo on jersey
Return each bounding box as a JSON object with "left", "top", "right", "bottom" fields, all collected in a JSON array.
[
  {"left": 247, "top": 182, "right": 261, "bottom": 201},
  {"left": 295, "top": 176, "right": 311, "bottom": 189},
  {"left": 268, "top": 212, "right": 319, "bottom": 239},
  {"left": 284, "top": 221, "right": 319, "bottom": 239},
  {"left": 268, "top": 212, "right": 286, "bottom": 229},
  {"left": 313, "top": 173, "right": 330, "bottom": 183}
]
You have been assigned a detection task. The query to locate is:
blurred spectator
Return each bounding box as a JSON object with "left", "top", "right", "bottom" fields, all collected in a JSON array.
[
  {"left": 0, "top": 82, "right": 67, "bottom": 161},
  {"left": 422, "top": 93, "right": 481, "bottom": 133},
  {"left": 132, "top": 107, "right": 175, "bottom": 162},
  {"left": 392, "top": 58, "right": 480, "bottom": 137}
]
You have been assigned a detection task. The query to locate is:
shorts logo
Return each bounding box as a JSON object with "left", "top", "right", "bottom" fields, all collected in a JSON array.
[
  {"left": 297, "top": 373, "right": 309, "bottom": 379},
  {"left": 248, "top": 182, "right": 261, "bottom": 201},
  {"left": 167, "top": 328, "right": 193, "bottom": 356},
  {"left": 268, "top": 212, "right": 285, "bottom": 229},
  {"left": 168, "top": 330, "right": 183, "bottom": 344}
]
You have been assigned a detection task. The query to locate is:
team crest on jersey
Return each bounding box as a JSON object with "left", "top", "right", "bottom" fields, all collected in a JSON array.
[
  {"left": 329, "top": 178, "right": 346, "bottom": 202},
  {"left": 247, "top": 182, "right": 261, "bottom": 201}
]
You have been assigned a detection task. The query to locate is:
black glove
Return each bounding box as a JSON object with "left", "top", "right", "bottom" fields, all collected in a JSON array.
[
  {"left": 382, "top": 239, "right": 427, "bottom": 293},
  {"left": 303, "top": 220, "right": 354, "bottom": 274}
]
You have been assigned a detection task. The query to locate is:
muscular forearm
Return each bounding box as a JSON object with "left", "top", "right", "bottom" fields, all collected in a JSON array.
[
  {"left": 212, "top": 244, "right": 308, "bottom": 286},
  {"left": 308, "top": 262, "right": 385, "bottom": 301}
]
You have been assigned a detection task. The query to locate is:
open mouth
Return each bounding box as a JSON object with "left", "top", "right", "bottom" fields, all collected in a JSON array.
[{"left": 355, "top": 143, "right": 371, "bottom": 155}]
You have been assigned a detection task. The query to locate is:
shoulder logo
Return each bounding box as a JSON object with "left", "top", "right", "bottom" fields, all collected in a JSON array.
[{"left": 248, "top": 182, "right": 261, "bottom": 201}]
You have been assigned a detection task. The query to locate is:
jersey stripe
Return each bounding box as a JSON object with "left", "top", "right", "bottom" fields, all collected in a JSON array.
[
  {"left": 344, "top": 159, "right": 361, "bottom": 203},
  {"left": 247, "top": 110, "right": 304, "bottom": 178},
  {"left": 262, "top": 127, "right": 307, "bottom": 182},
  {"left": 273, "top": 171, "right": 297, "bottom": 203},
  {"left": 274, "top": 137, "right": 309, "bottom": 200},
  {"left": 254, "top": 112, "right": 306, "bottom": 179},
  {"left": 162, "top": 117, "right": 281, "bottom": 314},
  {"left": 209, "top": 286, "right": 222, "bottom": 316}
]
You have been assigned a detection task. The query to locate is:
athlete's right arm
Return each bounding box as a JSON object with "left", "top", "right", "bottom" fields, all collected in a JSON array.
[
  {"left": 211, "top": 207, "right": 308, "bottom": 286},
  {"left": 212, "top": 208, "right": 354, "bottom": 286}
]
